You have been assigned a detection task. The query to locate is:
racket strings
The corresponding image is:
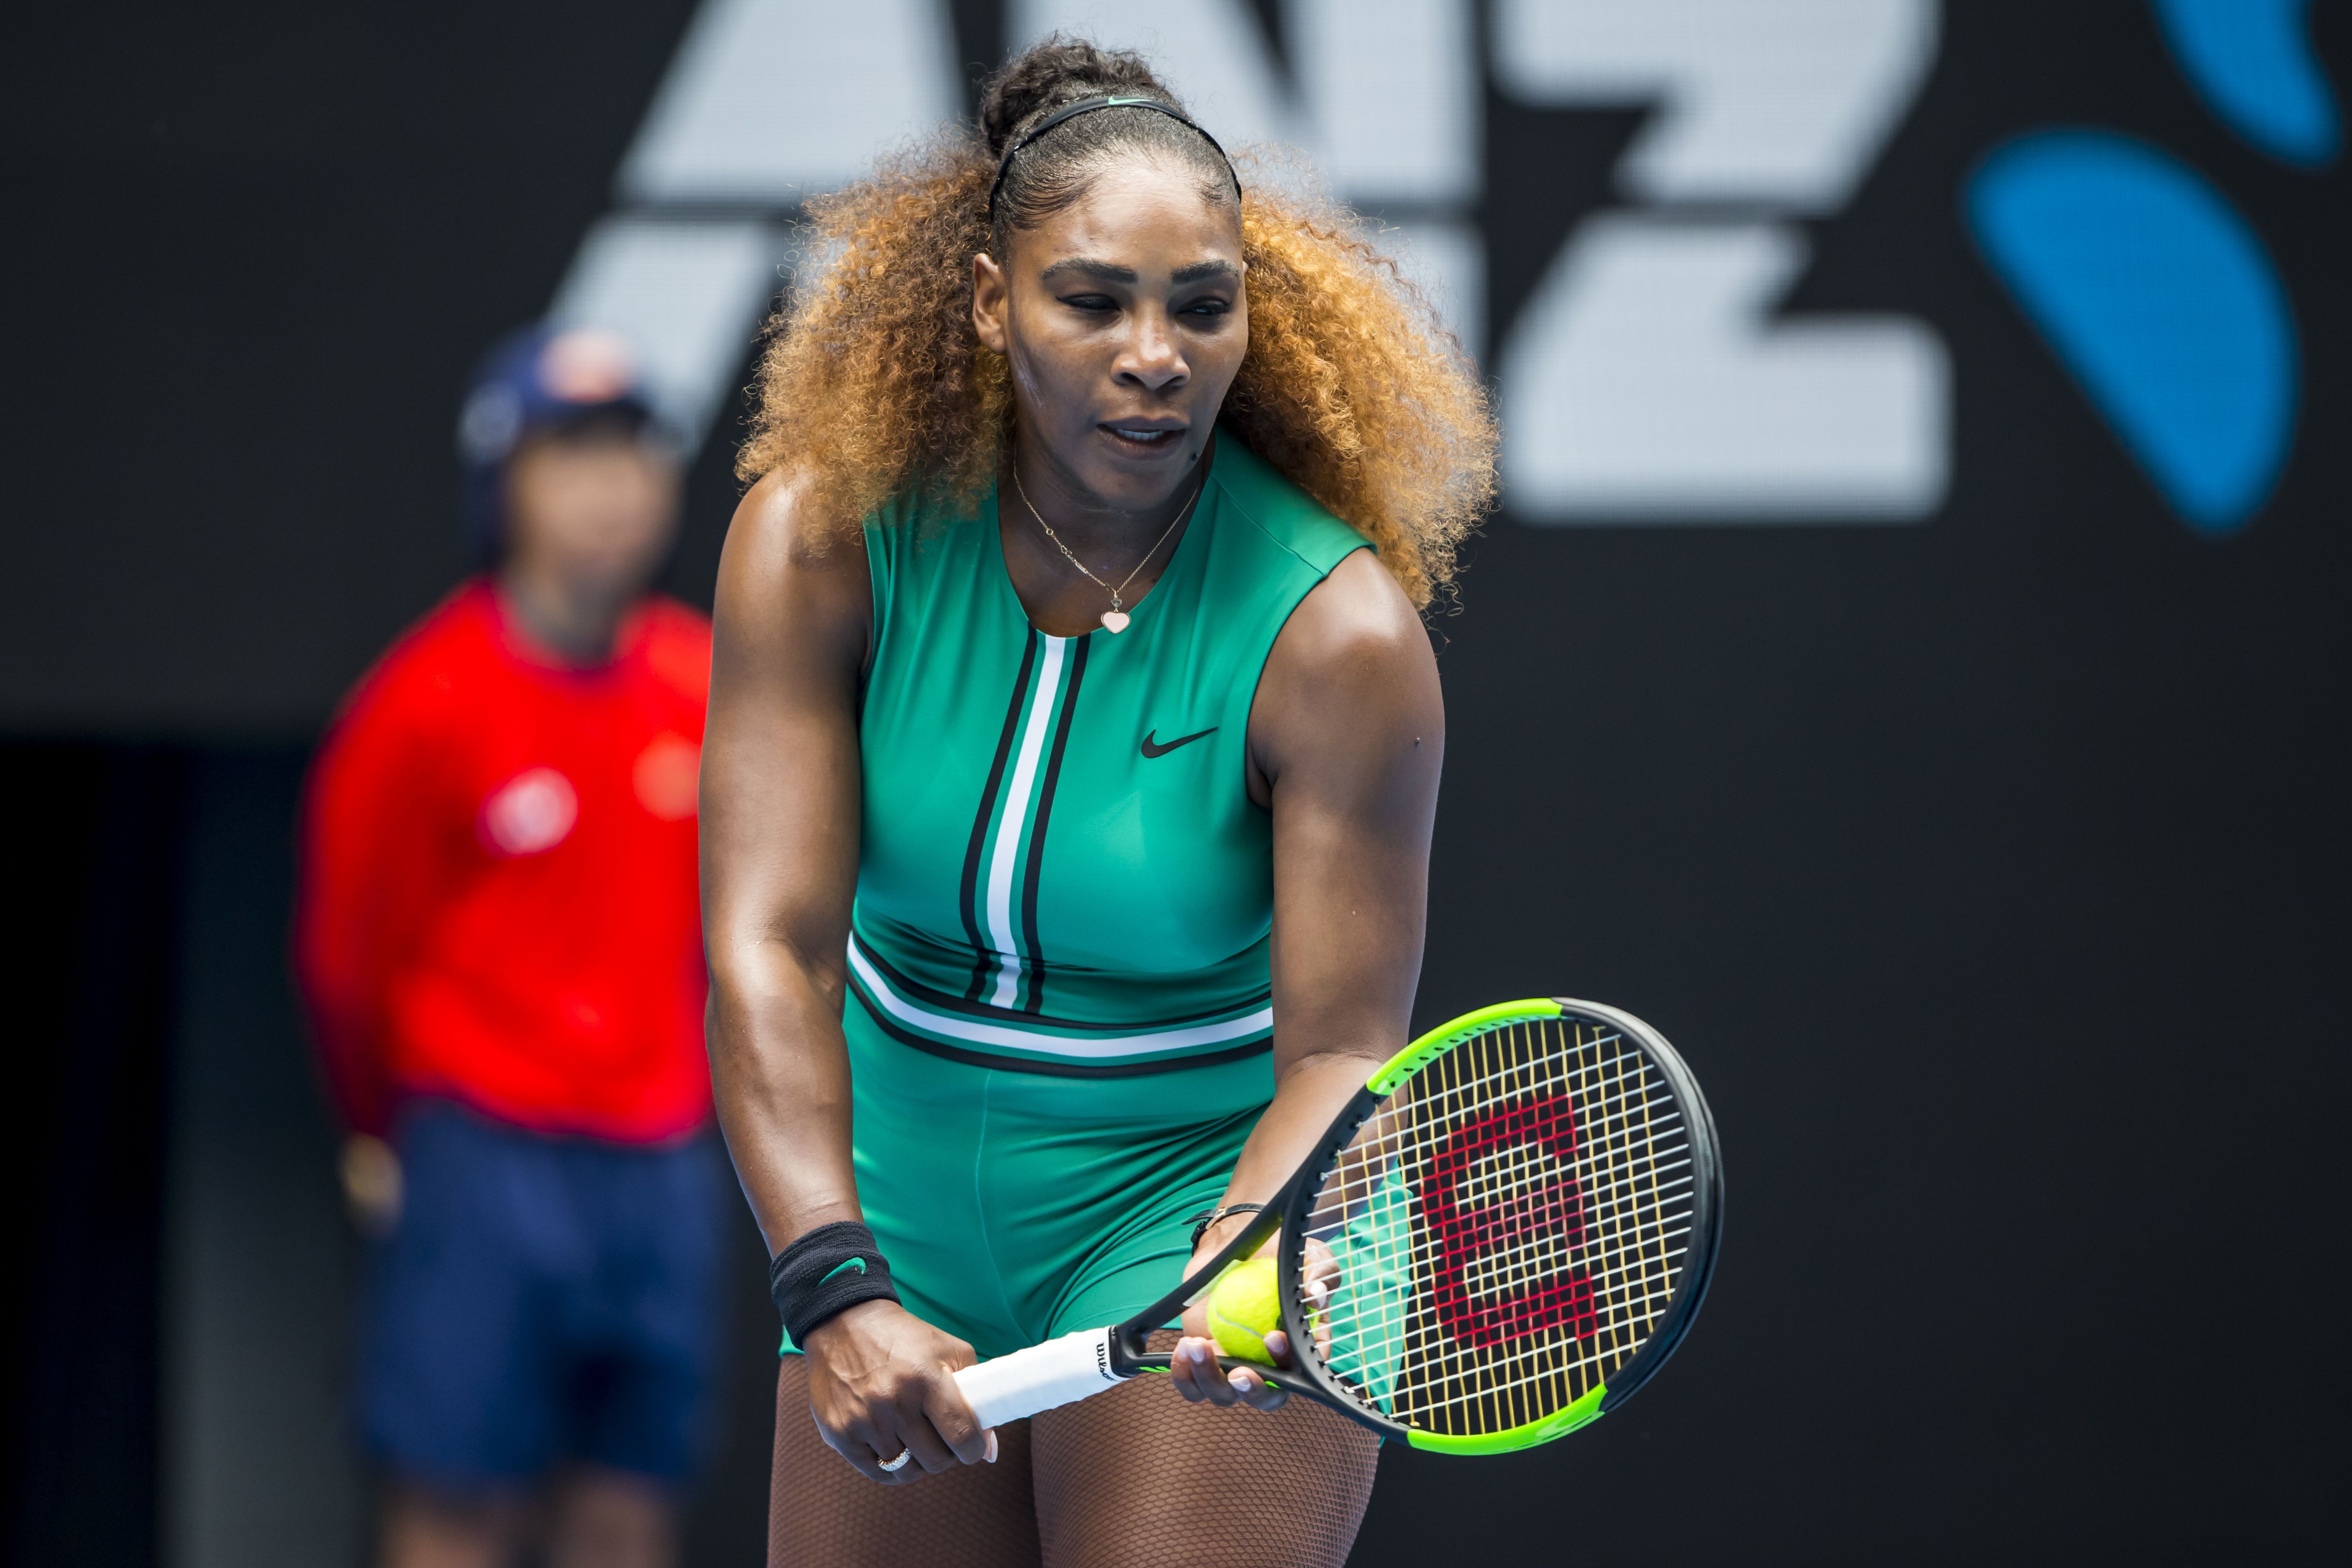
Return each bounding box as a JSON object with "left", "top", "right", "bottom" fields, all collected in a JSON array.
[
  {"left": 1303, "top": 1141, "right": 1693, "bottom": 1282},
  {"left": 1305, "top": 1076, "right": 1692, "bottom": 1280},
  {"left": 1377, "top": 1021, "right": 1680, "bottom": 1432},
  {"left": 1308, "top": 1034, "right": 1693, "bottom": 1279},
  {"left": 1337, "top": 1185, "right": 1694, "bottom": 1291},
  {"left": 1307, "top": 1063, "right": 1688, "bottom": 1231},
  {"left": 1300, "top": 1019, "right": 1696, "bottom": 1440}
]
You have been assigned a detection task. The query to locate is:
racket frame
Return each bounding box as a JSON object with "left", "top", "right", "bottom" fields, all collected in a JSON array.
[{"left": 1097, "top": 996, "right": 1722, "bottom": 1454}]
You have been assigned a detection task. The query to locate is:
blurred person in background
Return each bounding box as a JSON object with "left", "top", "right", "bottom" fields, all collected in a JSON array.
[{"left": 297, "top": 325, "right": 720, "bottom": 1568}]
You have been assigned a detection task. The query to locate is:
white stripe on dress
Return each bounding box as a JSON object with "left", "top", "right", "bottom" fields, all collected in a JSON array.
[
  {"left": 848, "top": 940, "right": 1274, "bottom": 1060},
  {"left": 984, "top": 634, "right": 1067, "bottom": 1007}
]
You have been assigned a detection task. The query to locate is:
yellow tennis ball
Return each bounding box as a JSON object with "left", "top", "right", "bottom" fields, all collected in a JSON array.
[{"left": 1208, "top": 1257, "right": 1283, "bottom": 1365}]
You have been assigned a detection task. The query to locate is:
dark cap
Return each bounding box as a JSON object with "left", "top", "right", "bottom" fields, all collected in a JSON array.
[{"left": 456, "top": 323, "right": 664, "bottom": 564}]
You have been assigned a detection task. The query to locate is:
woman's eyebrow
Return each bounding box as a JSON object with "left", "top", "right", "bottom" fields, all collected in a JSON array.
[
  {"left": 1171, "top": 260, "right": 1241, "bottom": 285},
  {"left": 1039, "top": 257, "right": 1137, "bottom": 283}
]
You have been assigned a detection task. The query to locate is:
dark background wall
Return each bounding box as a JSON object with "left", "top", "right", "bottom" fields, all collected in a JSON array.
[{"left": 4, "top": 2, "right": 2346, "bottom": 1564}]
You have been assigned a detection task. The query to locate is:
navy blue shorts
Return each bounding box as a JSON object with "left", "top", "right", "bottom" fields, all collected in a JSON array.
[{"left": 360, "top": 1101, "right": 730, "bottom": 1488}]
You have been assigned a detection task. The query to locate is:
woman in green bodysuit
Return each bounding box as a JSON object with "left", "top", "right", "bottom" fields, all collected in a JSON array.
[{"left": 701, "top": 37, "right": 1495, "bottom": 1567}]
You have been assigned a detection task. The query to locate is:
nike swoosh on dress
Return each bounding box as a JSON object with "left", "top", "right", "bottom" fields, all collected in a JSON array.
[{"left": 1139, "top": 726, "right": 1218, "bottom": 758}]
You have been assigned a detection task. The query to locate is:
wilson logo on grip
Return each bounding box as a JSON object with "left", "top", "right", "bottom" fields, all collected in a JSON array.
[{"left": 1419, "top": 1095, "right": 1598, "bottom": 1349}]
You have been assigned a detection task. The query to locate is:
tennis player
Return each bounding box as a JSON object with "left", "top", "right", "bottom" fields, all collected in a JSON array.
[
  {"left": 701, "top": 38, "right": 1495, "bottom": 1566},
  {"left": 298, "top": 325, "right": 720, "bottom": 1568}
]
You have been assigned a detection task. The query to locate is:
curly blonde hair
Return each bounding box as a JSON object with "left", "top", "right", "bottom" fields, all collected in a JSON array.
[{"left": 737, "top": 39, "right": 1496, "bottom": 608}]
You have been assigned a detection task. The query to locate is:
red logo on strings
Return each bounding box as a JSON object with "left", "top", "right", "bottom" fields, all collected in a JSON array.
[{"left": 1420, "top": 1094, "right": 1598, "bottom": 1349}]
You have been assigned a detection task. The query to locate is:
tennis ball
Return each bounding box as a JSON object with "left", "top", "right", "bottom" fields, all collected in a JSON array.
[{"left": 1207, "top": 1257, "right": 1283, "bottom": 1366}]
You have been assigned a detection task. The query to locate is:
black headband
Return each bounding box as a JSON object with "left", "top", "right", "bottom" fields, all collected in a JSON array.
[{"left": 986, "top": 95, "right": 1240, "bottom": 220}]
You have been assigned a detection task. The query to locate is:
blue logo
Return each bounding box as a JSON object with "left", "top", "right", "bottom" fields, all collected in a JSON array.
[
  {"left": 1968, "top": 132, "right": 2296, "bottom": 535},
  {"left": 1964, "top": 1, "right": 2335, "bottom": 535},
  {"left": 2152, "top": 0, "right": 2339, "bottom": 166}
]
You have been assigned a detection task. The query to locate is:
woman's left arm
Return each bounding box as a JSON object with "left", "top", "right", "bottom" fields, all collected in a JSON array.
[{"left": 1169, "top": 547, "right": 1444, "bottom": 1410}]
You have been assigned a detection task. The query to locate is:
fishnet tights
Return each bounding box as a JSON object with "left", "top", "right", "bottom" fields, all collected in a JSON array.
[{"left": 769, "top": 1336, "right": 1379, "bottom": 1568}]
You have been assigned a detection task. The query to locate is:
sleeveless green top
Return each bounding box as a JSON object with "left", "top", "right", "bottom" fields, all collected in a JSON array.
[{"left": 846, "top": 437, "right": 1369, "bottom": 1076}]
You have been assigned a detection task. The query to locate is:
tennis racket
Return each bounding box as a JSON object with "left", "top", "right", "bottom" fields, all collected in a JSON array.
[{"left": 951, "top": 997, "right": 1722, "bottom": 1454}]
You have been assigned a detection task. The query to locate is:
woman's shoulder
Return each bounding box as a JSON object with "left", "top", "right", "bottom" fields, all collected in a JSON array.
[
  {"left": 711, "top": 468, "right": 874, "bottom": 688},
  {"left": 1211, "top": 436, "right": 1428, "bottom": 710},
  {"left": 1251, "top": 544, "right": 1439, "bottom": 788},
  {"left": 715, "top": 469, "right": 873, "bottom": 643},
  {"left": 1207, "top": 436, "right": 1371, "bottom": 576},
  {"left": 725, "top": 468, "right": 878, "bottom": 575}
]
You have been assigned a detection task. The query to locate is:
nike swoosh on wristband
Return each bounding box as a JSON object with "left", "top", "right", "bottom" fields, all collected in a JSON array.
[
  {"left": 1140, "top": 726, "right": 1217, "bottom": 758},
  {"left": 820, "top": 1258, "right": 868, "bottom": 1282}
]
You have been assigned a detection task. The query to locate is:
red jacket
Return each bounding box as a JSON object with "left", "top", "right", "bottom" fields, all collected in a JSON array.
[{"left": 296, "top": 581, "right": 713, "bottom": 1142}]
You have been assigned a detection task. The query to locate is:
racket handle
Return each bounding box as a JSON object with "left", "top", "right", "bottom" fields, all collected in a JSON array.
[{"left": 952, "top": 1327, "right": 1123, "bottom": 1429}]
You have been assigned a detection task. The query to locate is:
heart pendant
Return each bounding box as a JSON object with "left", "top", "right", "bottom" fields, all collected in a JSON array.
[{"left": 1100, "top": 610, "right": 1131, "bottom": 634}]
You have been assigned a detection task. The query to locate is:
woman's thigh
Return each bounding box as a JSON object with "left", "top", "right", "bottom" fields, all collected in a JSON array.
[
  {"left": 1030, "top": 1337, "right": 1379, "bottom": 1568},
  {"left": 768, "top": 1355, "right": 1041, "bottom": 1568}
]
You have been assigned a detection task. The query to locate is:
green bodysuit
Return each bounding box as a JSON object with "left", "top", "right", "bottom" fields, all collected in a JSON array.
[{"left": 809, "top": 436, "right": 1368, "bottom": 1359}]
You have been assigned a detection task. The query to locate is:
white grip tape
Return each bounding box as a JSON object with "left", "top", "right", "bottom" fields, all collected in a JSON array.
[{"left": 952, "top": 1327, "right": 1123, "bottom": 1429}]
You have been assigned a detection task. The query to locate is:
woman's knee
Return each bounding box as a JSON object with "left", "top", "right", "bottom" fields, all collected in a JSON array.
[{"left": 1031, "top": 1377, "right": 1376, "bottom": 1568}]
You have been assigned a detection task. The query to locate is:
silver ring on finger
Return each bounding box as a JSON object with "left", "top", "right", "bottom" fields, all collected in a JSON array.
[{"left": 877, "top": 1447, "right": 911, "bottom": 1473}]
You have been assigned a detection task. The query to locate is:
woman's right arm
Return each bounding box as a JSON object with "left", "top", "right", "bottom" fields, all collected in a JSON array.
[{"left": 701, "top": 472, "right": 991, "bottom": 1483}]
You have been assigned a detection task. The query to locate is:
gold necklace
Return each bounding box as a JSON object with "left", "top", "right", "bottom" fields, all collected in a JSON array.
[{"left": 1012, "top": 464, "right": 1202, "bottom": 634}]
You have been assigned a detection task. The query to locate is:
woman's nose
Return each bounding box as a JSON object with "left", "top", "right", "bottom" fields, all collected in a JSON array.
[{"left": 1116, "top": 308, "right": 1189, "bottom": 390}]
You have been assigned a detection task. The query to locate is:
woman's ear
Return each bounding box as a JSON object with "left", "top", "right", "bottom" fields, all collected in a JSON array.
[{"left": 972, "top": 253, "right": 1010, "bottom": 354}]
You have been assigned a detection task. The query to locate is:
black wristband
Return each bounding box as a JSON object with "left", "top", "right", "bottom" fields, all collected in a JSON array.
[
  {"left": 1185, "top": 1202, "right": 1267, "bottom": 1251},
  {"left": 768, "top": 1221, "right": 900, "bottom": 1345}
]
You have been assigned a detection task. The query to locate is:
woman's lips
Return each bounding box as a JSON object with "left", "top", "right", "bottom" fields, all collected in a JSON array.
[{"left": 1100, "top": 423, "right": 1185, "bottom": 451}]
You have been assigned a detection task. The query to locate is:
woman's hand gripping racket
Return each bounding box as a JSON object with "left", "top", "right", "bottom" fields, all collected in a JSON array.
[{"left": 952, "top": 998, "right": 1722, "bottom": 1453}]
